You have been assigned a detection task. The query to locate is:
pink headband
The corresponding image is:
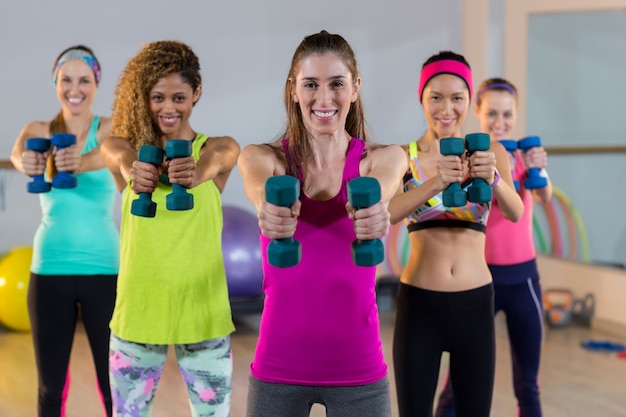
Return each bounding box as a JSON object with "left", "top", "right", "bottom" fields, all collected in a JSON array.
[{"left": 418, "top": 59, "right": 473, "bottom": 102}]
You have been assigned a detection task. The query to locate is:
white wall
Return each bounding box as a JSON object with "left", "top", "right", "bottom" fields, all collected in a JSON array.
[{"left": 0, "top": 0, "right": 463, "bottom": 253}]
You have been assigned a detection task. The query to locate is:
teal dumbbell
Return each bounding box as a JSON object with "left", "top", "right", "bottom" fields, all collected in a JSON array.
[
  {"left": 131, "top": 145, "right": 165, "bottom": 218},
  {"left": 518, "top": 136, "right": 548, "bottom": 189},
  {"left": 499, "top": 139, "right": 519, "bottom": 191},
  {"left": 25, "top": 138, "right": 52, "bottom": 193},
  {"left": 465, "top": 133, "right": 492, "bottom": 203},
  {"left": 265, "top": 175, "right": 302, "bottom": 268},
  {"left": 164, "top": 140, "right": 194, "bottom": 211},
  {"left": 50, "top": 133, "right": 77, "bottom": 188},
  {"left": 440, "top": 137, "right": 467, "bottom": 207},
  {"left": 347, "top": 176, "right": 384, "bottom": 266}
]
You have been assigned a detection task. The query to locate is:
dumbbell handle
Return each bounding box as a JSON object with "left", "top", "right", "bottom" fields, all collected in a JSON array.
[
  {"left": 50, "top": 133, "right": 78, "bottom": 189},
  {"left": 131, "top": 145, "right": 165, "bottom": 217},
  {"left": 518, "top": 136, "right": 548, "bottom": 189},
  {"left": 347, "top": 176, "right": 384, "bottom": 266},
  {"left": 25, "top": 138, "right": 52, "bottom": 193},
  {"left": 265, "top": 175, "right": 302, "bottom": 267},
  {"left": 440, "top": 137, "right": 467, "bottom": 207}
]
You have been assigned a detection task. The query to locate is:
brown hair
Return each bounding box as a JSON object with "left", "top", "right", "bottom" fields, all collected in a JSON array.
[
  {"left": 110, "top": 40, "right": 201, "bottom": 149},
  {"left": 280, "top": 30, "right": 366, "bottom": 177},
  {"left": 475, "top": 77, "right": 518, "bottom": 107}
]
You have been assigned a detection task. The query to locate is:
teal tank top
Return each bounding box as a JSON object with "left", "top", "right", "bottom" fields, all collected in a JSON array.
[{"left": 31, "top": 116, "right": 120, "bottom": 275}]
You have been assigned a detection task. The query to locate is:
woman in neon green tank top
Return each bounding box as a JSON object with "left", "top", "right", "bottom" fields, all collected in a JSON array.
[
  {"left": 10, "top": 45, "right": 118, "bottom": 417},
  {"left": 101, "top": 40, "right": 240, "bottom": 417}
]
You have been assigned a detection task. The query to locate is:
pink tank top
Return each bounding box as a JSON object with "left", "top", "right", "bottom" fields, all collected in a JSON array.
[
  {"left": 485, "top": 150, "right": 536, "bottom": 265},
  {"left": 251, "top": 138, "right": 387, "bottom": 386}
]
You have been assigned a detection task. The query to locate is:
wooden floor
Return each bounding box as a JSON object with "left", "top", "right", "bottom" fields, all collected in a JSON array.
[{"left": 1, "top": 299, "right": 626, "bottom": 417}]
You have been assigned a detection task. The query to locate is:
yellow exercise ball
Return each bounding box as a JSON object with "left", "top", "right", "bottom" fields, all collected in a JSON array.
[{"left": 0, "top": 246, "right": 33, "bottom": 332}]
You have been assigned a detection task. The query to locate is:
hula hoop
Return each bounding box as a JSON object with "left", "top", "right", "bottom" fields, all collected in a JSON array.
[
  {"left": 551, "top": 190, "right": 579, "bottom": 260},
  {"left": 537, "top": 196, "right": 563, "bottom": 257},
  {"left": 532, "top": 215, "right": 549, "bottom": 254},
  {"left": 553, "top": 187, "right": 590, "bottom": 262}
]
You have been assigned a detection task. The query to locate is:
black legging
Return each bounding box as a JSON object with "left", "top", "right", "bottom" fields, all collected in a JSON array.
[
  {"left": 393, "top": 283, "right": 495, "bottom": 417},
  {"left": 27, "top": 273, "right": 117, "bottom": 417}
]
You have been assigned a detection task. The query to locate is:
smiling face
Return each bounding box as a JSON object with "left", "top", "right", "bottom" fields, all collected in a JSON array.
[
  {"left": 475, "top": 89, "right": 518, "bottom": 141},
  {"left": 292, "top": 52, "right": 360, "bottom": 139},
  {"left": 149, "top": 72, "right": 201, "bottom": 140},
  {"left": 55, "top": 60, "right": 97, "bottom": 116},
  {"left": 421, "top": 73, "right": 470, "bottom": 138}
]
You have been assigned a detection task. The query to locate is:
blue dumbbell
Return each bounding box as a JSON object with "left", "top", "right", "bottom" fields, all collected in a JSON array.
[
  {"left": 50, "top": 133, "right": 77, "bottom": 188},
  {"left": 164, "top": 140, "right": 194, "bottom": 211},
  {"left": 499, "top": 139, "right": 519, "bottom": 191},
  {"left": 265, "top": 175, "right": 302, "bottom": 268},
  {"left": 440, "top": 137, "right": 467, "bottom": 207},
  {"left": 347, "top": 176, "right": 384, "bottom": 266},
  {"left": 465, "top": 133, "right": 492, "bottom": 203},
  {"left": 131, "top": 145, "right": 165, "bottom": 218},
  {"left": 25, "top": 138, "right": 52, "bottom": 193},
  {"left": 518, "top": 136, "right": 548, "bottom": 190}
]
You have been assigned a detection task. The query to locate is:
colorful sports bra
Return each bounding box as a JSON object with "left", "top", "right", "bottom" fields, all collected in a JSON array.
[{"left": 403, "top": 141, "right": 490, "bottom": 233}]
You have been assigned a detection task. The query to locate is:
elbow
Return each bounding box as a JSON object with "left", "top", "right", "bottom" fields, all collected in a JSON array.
[{"left": 503, "top": 205, "right": 524, "bottom": 223}]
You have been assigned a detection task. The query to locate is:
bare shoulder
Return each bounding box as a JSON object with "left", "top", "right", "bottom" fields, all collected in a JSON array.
[
  {"left": 365, "top": 141, "right": 407, "bottom": 162},
  {"left": 238, "top": 141, "right": 284, "bottom": 174},
  {"left": 19, "top": 120, "right": 50, "bottom": 139},
  {"left": 204, "top": 135, "right": 240, "bottom": 150},
  {"left": 96, "top": 117, "right": 112, "bottom": 143}
]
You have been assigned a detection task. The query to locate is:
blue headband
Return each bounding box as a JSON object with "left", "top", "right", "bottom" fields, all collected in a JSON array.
[{"left": 53, "top": 49, "right": 101, "bottom": 85}]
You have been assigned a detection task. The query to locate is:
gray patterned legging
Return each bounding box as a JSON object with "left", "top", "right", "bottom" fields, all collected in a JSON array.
[{"left": 109, "top": 334, "right": 232, "bottom": 417}]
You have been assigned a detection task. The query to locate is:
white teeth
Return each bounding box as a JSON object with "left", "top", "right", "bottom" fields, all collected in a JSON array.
[
  {"left": 314, "top": 111, "right": 335, "bottom": 118},
  {"left": 68, "top": 98, "right": 82, "bottom": 104}
]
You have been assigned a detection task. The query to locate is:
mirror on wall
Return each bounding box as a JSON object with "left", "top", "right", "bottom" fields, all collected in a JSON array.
[{"left": 527, "top": 9, "right": 626, "bottom": 267}]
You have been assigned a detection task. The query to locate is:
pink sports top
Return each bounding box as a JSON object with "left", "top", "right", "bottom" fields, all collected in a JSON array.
[
  {"left": 403, "top": 141, "right": 490, "bottom": 233},
  {"left": 251, "top": 137, "right": 387, "bottom": 386},
  {"left": 485, "top": 150, "right": 536, "bottom": 265}
]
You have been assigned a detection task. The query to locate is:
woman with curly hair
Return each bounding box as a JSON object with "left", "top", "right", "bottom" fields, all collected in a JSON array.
[
  {"left": 10, "top": 44, "right": 118, "bottom": 417},
  {"left": 101, "top": 40, "right": 239, "bottom": 417}
]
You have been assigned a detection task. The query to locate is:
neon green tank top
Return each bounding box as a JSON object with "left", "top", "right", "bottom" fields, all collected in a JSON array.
[{"left": 110, "top": 134, "right": 235, "bottom": 344}]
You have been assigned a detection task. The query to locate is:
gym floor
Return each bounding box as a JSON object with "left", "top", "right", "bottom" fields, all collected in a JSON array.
[{"left": 1, "top": 295, "right": 625, "bottom": 417}]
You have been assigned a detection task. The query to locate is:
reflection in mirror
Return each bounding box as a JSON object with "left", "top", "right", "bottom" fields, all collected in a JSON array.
[{"left": 527, "top": 10, "right": 626, "bottom": 267}]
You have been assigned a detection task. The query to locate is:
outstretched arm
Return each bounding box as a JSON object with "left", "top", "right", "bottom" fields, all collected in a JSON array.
[
  {"left": 237, "top": 143, "right": 300, "bottom": 239},
  {"left": 167, "top": 136, "right": 240, "bottom": 193},
  {"left": 351, "top": 143, "right": 408, "bottom": 239}
]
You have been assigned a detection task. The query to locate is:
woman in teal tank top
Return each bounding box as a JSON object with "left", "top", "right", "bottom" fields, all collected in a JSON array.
[
  {"left": 10, "top": 45, "right": 118, "bottom": 417},
  {"left": 101, "top": 40, "right": 240, "bottom": 417}
]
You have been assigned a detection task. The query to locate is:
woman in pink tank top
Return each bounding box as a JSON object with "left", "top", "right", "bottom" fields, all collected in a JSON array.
[{"left": 238, "top": 30, "right": 406, "bottom": 417}]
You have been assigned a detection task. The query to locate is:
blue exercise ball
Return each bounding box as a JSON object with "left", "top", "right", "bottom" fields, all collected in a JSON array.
[{"left": 222, "top": 205, "right": 263, "bottom": 297}]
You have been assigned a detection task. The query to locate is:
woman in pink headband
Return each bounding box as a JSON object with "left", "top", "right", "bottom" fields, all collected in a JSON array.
[
  {"left": 10, "top": 45, "right": 118, "bottom": 417},
  {"left": 435, "top": 77, "right": 552, "bottom": 417},
  {"left": 388, "top": 52, "right": 523, "bottom": 417}
]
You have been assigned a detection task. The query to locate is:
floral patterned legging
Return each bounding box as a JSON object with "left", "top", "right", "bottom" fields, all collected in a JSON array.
[{"left": 109, "top": 334, "right": 232, "bottom": 417}]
